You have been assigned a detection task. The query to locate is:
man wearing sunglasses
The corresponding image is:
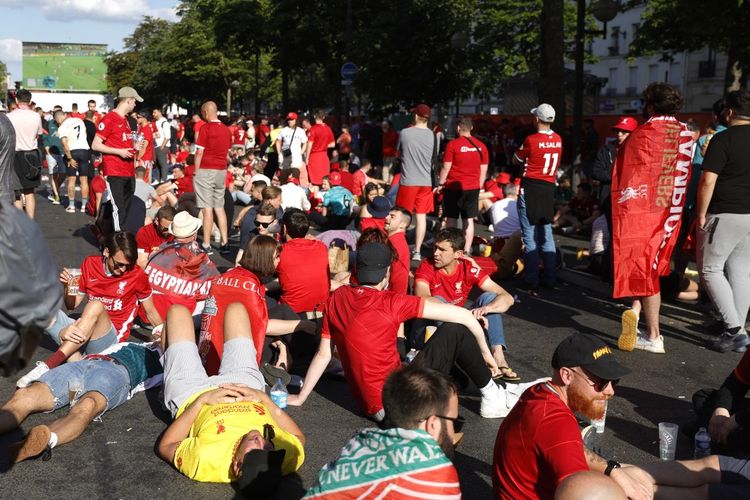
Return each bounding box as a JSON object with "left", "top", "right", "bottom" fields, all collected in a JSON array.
[
  {"left": 17, "top": 232, "right": 163, "bottom": 388},
  {"left": 493, "top": 333, "right": 653, "bottom": 500},
  {"left": 305, "top": 365, "right": 463, "bottom": 498},
  {"left": 135, "top": 205, "right": 176, "bottom": 268}
]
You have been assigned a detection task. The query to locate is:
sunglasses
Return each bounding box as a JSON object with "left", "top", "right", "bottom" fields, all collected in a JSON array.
[
  {"left": 434, "top": 414, "right": 465, "bottom": 433},
  {"left": 109, "top": 256, "right": 133, "bottom": 271},
  {"left": 572, "top": 368, "right": 618, "bottom": 392},
  {"left": 255, "top": 220, "right": 273, "bottom": 228}
]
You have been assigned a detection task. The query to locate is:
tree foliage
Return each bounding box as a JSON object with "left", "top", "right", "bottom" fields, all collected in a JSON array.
[{"left": 630, "top": 0, "right": 750, "bottom": 92}]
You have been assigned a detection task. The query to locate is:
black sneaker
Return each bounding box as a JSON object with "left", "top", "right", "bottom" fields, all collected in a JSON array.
[
  {"left": 219, "top": 244, "right": 231, "bottom": 256},
  {"left": 709, "top": 332, "right": 750, "bottom": 353},
  {"left": 201, "top": 244, "right": 214, "bottom": 255}
]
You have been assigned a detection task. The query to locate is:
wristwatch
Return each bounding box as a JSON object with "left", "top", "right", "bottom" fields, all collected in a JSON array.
[{"left": 604, "top": 459, "right": 621, "bottom": 476}]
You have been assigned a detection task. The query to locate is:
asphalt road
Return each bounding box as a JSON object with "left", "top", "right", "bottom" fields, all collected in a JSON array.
[{"left": 0, "top": 192, "right": 740, "bottom": 499}]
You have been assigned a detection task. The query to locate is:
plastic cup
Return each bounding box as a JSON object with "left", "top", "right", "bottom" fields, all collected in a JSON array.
[
  {"left": 658, "top": 422, "right": 679, "bottom": 460},
  {"left": 591, "top": 400, "right": 607, "bottom": 433},
  {"left": 68, "top": 378, "right": 83, "bottom": 406},
  {"left": 67, "top": 268, "right": 81, "bottom": 296}
]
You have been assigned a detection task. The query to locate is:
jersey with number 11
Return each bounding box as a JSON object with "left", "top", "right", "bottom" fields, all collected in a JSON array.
[{"left": 514, "top": 130, "right": 563, "bottom": 184}]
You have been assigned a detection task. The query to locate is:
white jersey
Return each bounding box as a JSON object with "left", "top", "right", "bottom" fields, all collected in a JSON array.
[
  {"left": 278, "top": 126, "right": 308, "bottom": 165},
  {"left": 57, "top": 117, "right": 89, "bottom": 151}
]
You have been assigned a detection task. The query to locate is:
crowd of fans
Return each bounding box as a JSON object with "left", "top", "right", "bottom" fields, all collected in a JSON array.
[{"left": 1, "top": 81, "right": 750, "bottom": 499}]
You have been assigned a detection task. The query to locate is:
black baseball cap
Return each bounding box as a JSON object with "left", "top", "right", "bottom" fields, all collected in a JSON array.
[
  {"left": 356, "top": 243, "right": 392, "bottom": 285},
  {"left": 552, "top": 334, "right": 631, "bottom": 381},
  {"left": 235, "top": 448, "right": 286, "bottom": 497}
]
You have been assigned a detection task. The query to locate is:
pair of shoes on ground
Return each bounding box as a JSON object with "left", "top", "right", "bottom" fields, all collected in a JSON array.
[
  {"left": 480, "top": 377, "right": 550, "bottom": 418},
  {"left": 617, "top": 309, "right": 665, "bottom": 354}
]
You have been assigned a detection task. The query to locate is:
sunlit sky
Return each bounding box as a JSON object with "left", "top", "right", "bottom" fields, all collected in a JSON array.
[{"left": 0, "top": 0, "right": 179, "bottom": 83}]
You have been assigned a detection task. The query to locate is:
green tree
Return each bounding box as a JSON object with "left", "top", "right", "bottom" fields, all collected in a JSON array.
[{"left": 630, "top": 0, "right": 750, "bottom": 92}]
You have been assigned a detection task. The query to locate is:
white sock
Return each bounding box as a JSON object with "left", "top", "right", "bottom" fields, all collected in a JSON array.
[
  {"left": 480, "top": 380, "right": 502, "bottom": 399},
  {"left": 49, "top": 431, "right": 58, "bottom": 449}
]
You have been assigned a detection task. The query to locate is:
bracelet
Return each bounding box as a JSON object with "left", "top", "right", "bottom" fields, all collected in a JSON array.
[{"left": 604, "top": 460, "right": 621, "bottom": 476}]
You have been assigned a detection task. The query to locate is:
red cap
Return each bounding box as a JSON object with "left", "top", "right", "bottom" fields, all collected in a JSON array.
[
  {"left": 410, "top": 104, "right": 432, "bottom": 119},
  {"left": 612, "top": 116, "right": 637, "bottom": 132},
  {"left": 329, "top": 171, "right": 342, "bottom": 186},
  {"left": 498, "top": 172, "right": 512, "bottom": 184},
  {"left": 286, "top": 112, "right": 298, "bottom": 120}
]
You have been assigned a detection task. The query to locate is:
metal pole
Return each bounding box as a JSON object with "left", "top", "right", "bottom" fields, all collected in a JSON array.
[
  {"left": 227, "top": 86, "right": 232, "bottom": 116},
  {"left": 573, "top": 0, "right": 585, "bottom": 166}
]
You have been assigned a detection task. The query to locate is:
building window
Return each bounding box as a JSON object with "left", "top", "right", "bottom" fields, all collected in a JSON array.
[
  {"left": 648, "top": 64, "right": 658, "bottom": 83},
  {"left": 627, "top": 67, "right": 638, "bottom": 95},
  {"left": 669, "top": 62, "right": 681, "bottom": 86},
  {"left": 608, "top": 67, "right": 618, "bottom": 95},
  {"left": 609, "top": 26, "right": 620, "bottom": 56}
]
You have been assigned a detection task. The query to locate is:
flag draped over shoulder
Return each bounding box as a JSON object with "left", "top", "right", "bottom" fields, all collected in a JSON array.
[{"left": 610, "top": 116, "right": 694, "bottom": 298}]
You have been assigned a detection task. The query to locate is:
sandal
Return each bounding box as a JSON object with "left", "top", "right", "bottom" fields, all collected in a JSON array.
[
  {"left": 261, "top": 362, "right": 291, "bottom": 387},
  {"left": 494, "top": 366, "right": 521, "bottom": 382}
]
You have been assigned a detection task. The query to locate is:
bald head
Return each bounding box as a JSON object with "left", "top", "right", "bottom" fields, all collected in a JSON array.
[
  {"left": 555, "top": 471, "right": 626, "bottom": 500},
  {"left": 201, "top": 101, "right": 218, "bottom": 120}
]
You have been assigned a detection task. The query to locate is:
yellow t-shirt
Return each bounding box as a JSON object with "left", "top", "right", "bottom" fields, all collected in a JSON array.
[{"left": 174, "top": 393, "right": 304, "bottom": 483}]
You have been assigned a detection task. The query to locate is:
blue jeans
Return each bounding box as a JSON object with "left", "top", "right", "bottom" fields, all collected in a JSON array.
[
  {"left": 410, "top": 292, "right": 506, "bottom": 350},
  {"left": 231, "top": 190, "right": 253, "bottom": 205},
  {"left": 36, "top": 358, "right": 131, "bottom": 415},
  {"left": 518, "top": 193, "right": 556, "bottom": 287}
]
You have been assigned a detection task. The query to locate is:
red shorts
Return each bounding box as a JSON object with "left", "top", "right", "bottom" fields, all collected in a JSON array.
[{"left": 396, "top": 185, "right": 434, "bottom": 214}]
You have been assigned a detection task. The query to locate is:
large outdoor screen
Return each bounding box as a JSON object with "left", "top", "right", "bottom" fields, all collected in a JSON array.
[{"left": 22, "top": 42, "right": 107, "bottom": 92}]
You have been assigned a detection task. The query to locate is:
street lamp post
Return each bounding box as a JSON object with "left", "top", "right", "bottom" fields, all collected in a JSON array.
[
  {"left": 227, "top": 79, "right": 240, "bottom": 116},
  {"left": 572, "top": 0, "right": 618, "bottom": 164}
]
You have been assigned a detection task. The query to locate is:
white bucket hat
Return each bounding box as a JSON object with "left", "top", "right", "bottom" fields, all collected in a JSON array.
[{"left": 169, "top": 211, "right": 202, "bottom": 238}]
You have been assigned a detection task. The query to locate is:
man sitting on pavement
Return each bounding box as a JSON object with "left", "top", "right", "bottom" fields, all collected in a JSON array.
[
  {"left": 2, "top": 341, "right": 163, "bottom": 463},
  {"left": 289, "top": 242, "right": 543, "bottom": 421},
  {"left": 156, "top": 303, "right": 305, "bottom": 496},
  {"left": 309, "top": 171, "right": 354, "bottom": 230},
  {"left": 135, "top": 205, "right": 175, "bottom": 268},
  {"left": 17, "top": 231, "right": 163, "bottom": 388},
  {"left": 414, "top": 227, "right": 519, "bottom": 380},
  {"left": 492, "top": 333, "right": 651, "bottom": 500},
  {"left": 304, "top": 365, "right": 463, "bottom": 498},
  {"left": 489, "top": 183, "right": 523, "bottom": 280}
]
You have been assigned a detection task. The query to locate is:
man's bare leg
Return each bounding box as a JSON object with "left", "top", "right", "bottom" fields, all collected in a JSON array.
[
  {"left": 47, "top": 391, "right": 107, "bottom": 445},
  {"left": 464, "top": 217, "right": 475, "bottom": 254},
  {"left": 214, "top": 206, "right": 228, "bottom": 246},
  {"left": 201, "top": 207, "right": 214, "bottom": 247},
  {"left": 24, "top": 189, "right": 36, "bottom": 219},
  {"left": 414, "top": 212, "right": 427, "bottom": 257},
  {"left": 642, "top": 293, "right": 661, "bottom": 341},
  {"left": 51, "top": 301, "right": 113, "bottom": 364},
  {"left": 224, "top": 302, "right": 253, "bottom": 342},
  {"left": 163, "top": 304, "right": 198, "bottom": 352},
  {"left": 0, "top": 383, "right": 54, "bottom": 433}
]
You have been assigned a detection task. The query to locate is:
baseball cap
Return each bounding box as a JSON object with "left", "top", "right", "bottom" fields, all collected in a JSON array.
[
  {"left": 235, "top": 448, "right": 286, "bottom": 498},
  {"left": 367, "top": 196, "right": 391, "bottom": 219},
  {"left": 117, "top": 86, "right": 144, "bottom": 103},
  {"left": 552, "top": 333, "right": 631, "bottom": 381},
  {"left": 612, "top": 116, "right": 638, "bottom": 133},
  {"left": 531, "top": 103, "right": 555, "bottom": 123},
  {"left": 497, "top": 172, "right": 512, "bottom": 184},
  {"left": 286, "top": 112, "right": 298, "bottom": 120},
  {"left": 329, "top": 171, "right": 342, "bottom": 186},
  {"left": 356, "top": 243, "right": 392, "bottom": 285},
  {"left": 136, "top": 110, "right": 150, "bottom": 119},
  {"left": 410, "top": 103, "right": 432, "bottom": 119}
]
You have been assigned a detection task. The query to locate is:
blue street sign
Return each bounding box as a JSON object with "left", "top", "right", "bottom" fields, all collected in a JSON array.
[{"left": 340, "top": 62, "right": 358, "bottom": 81}]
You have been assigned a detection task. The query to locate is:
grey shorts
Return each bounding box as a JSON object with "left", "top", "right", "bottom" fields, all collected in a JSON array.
[
  {"left": 162, "top": 338, "right": 264, "bottom": 417},
  {"left": 708, "top": 455, "right": 750, "bottom": 499},
  {"left": 194, "top": 169, "right": 226, "bottom": 209}
]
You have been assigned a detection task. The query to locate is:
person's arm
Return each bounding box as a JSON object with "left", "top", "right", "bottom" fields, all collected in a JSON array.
[
  {"left": 479, "top": 161, "right": 488, "bottom": 188},
  {"left": 695, "top": 171, "right": 718, "bottom": 229},
  {"left": 140, "top": 296, "right": 164, "bottom": 327},
  {"left": 157, "top": 386, "right": 248, "bottom": 462},
  {"left": 60, "top": 136, "right": 78, "bottom": 169},
  {"left": 305, "top": 138, "right": 313, "bottom": 161},
  {"left": 584, "top": 448, "right": 653, "bottom": 500},
  {"left": 266, "top": 319, "right": 315, "bottom": 336},
  {"left": 475, "top": 278, "right": 514, "bottom": 314},
  {"left": 275, "top": 136, "right": 282, "bottom": 156},
  {"left": 413, "top": 280, "right": 437, "bottom": 300},
  {"left": 287, "top": 337, "right": 332, "bottom": 406},
  {"left": 420, "top": 299, "right": 498, "bottom": 375},
  {"left": 708, "top": 371, "right": 750, "bottom": 443},
  {"left": 439, "top": 161, "right": 452, "bottom": 186},
  {"left": 137, "top": 137, "right": 150, "bottom": 161},
  {"left": 194, "top": 147, "right": 204, "bottom": 171},
  {"left": 92, "top": 134, "right": 133, "bottom": 159},
  {"left": 94, "top": 191, "right": 103, "bottom": 216}
]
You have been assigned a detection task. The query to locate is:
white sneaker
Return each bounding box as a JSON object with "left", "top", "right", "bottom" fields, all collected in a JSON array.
[
  {"left": 411, "top": 251, "right": 422, "bottom": 261},
  {"left": 212, "top": 226, "right": 221, "bottom": 243},
  {"left": 16, "top": 361, "right": 50, "bottom": 388},
  {"left": 480, "top": 385, "right": 510, "bottom": 418},
  {"left": 634, "top": 334, "right": 665, "bottom": 354}
]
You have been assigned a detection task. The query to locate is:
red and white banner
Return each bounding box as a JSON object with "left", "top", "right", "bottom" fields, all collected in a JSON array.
[{"left": 611, "top": 116, "right": 694, "bottom": 298}]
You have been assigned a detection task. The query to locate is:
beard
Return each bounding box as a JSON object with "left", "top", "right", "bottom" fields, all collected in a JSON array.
[
  {"left": 567, "top": 382, "right": 610, "bottom": 421},
  {"left": 437, "top": 426, "right": 455, "bottom": 460}
]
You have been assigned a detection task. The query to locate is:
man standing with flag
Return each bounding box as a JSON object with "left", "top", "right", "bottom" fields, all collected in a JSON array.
[{"left": 612, "top": 83, "right": 694, "bottom": 354}]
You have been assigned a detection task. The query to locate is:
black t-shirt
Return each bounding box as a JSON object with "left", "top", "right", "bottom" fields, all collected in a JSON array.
[{"left": 702, "top": 124, "right": 750, "bottom": 214}]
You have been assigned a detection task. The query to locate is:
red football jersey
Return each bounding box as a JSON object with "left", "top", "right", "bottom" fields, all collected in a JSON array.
[
  {"left": 196, "top": 121, "right": 231, "bottom": 170},
  {"left": 85, "top": 175, "right": 107, "bottom": 216},
  {"left": 135, "top": 222, "right": 173, "bottom": 254},
  {"left": 79, "top": 255, "right": 153, "bottom": 340},
  {"left": 308, "top": 123, "right": 335, "bottom": 154},
  {"left": 277, "top": 238, "right": 330, "bottom": 313},
  {"left": 321, "top": 286, "right": 424, "bottom": 415},
  {"left": 382, "top": 129, "right": 399, "bottom": 158},
  {"left": 96, "top": 111, "right": 134, "bottom": 177},
  {"left": 414, "top": 257, "right": 489, "bottom": 306},
  {"left": 444, "top": 136, "right": 489, "bottom": 190},
  {"left": 199, "top": 267, "right": 268, "bottom": 374},
  {"left": 514, "top": 130, "right": 563, "bottom": 184},
  {"left": 137, "top": 123, "right": 154, "bottom": 162},
  {"left": 231, "top": 126, "right": 246, "bottom": 146},
  {"left": 493, "top": 383, "right": 588, "bottom": 499},
  {"left": 388, "top": 232, "right": 410, "bottom": 294}
]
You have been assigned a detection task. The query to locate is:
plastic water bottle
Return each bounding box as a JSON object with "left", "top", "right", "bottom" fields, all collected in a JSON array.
[
  {"left": 405, "top": 349, "right": 418, "bottom": 364},
  {"left": 270, "top": 378, "right": 288, "bottom": 410},
  {"left": 694, "top": 427, "right": 711, "bottom": 459}
]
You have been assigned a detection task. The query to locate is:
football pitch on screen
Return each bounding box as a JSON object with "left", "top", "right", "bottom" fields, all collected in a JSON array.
[{"left": 24, "top": 55, "right": 107, "bottom": 92}]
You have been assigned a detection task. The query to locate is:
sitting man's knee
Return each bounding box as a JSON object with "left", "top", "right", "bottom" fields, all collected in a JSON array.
[
  {"left": 72, "top": 392, "right": 106, "bottom": 416},
  {"left": 166, "top": 304, "right": 191, "bottom": 321}
]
